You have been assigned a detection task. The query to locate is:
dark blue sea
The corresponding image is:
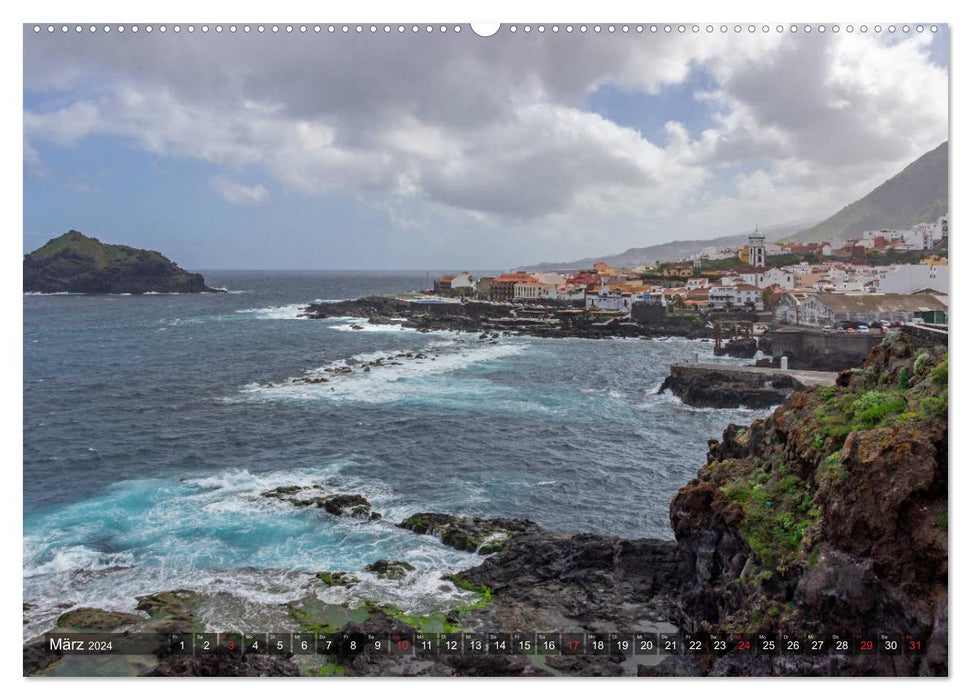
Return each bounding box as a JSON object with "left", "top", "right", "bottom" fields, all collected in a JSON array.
[{"left": 23, "top": 271, "right": 765, "bottom": 637}]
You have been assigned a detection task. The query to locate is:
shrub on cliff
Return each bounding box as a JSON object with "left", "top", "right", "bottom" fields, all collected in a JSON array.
[{"left": 672, "top": 331, "right": 948, "bottom": 654}]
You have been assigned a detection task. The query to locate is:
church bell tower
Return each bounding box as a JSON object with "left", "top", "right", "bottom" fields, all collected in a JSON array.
[{"left": 748, "top": 226, "right": 766, "bottom": 268}]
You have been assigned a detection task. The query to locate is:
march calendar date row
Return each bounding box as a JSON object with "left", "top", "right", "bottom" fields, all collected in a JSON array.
[{"left": 44, "top": 631, "right": 926, "bottom": 657}]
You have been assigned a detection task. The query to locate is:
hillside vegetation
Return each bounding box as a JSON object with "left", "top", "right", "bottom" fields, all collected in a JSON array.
[
  {"left": 790, "top": 142, "right": 948, "bottom": 243},
  {"left": 670, "top": 330, "right": 947, "bottom": 674}
]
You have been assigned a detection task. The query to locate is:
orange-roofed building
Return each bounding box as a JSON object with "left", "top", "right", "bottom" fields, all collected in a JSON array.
[{"left": 491, "top": 272, "right": 537, "bottom": 301}]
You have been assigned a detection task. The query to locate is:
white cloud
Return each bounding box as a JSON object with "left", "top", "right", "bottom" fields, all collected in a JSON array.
[
  {"left": 23, "top": 140, "right": 47, "bottom": 178},
  {"left": 22, "top": 28, "right": 948, "bottom": 257},
  {"left": 210, "top": 177, "right": 269, "bottom": 205}
]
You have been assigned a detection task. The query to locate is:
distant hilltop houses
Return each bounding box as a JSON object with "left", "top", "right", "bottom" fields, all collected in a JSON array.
[{"left": 427, "top": 215, "right": 948, "bottom": 328}]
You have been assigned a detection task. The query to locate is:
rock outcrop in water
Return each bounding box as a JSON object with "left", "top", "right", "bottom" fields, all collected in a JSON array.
[
  {"left": 23, "top": 230, "right": 221, "bottom": 294},
  {"left": 658, "top": 364, "right": 813, "bottom": 409},
  {"left": 364, "top": 560, "right": 416, "bottom": 580},
  {"left": 397, "top": 513, "right": 539, "bottom": 554},
  {"left": 262, "top": 485, "right": 381, "bottom": 520}
]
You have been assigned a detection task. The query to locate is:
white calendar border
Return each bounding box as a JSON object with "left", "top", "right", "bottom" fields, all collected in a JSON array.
[{"left": 2, "top": 0, "right": 963, "bottom": 698}]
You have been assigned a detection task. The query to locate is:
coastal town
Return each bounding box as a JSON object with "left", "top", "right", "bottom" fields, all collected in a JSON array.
[
  {"left": 427, "top": 216, "right": 949, "bottom": 331},
  {"left": 302, "top": 213, "right": 949, "bottom": 392}
]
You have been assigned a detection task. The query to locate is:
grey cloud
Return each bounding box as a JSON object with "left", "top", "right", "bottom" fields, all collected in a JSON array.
[{"left": 23, "top": 27, "right": 947, "bottom": 242}]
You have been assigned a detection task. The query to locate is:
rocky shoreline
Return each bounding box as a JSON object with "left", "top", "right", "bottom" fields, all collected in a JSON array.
[
  {"left": 300, "top": 295, "right": 715, "bottom": 340},
  {"left": 24, "top": 333, "right": 947, "bottom": 677}
]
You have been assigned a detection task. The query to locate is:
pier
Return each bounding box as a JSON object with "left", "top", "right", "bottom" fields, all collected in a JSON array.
[
  {"left": 670, "top": 362, "right": 839, "bottom": 387},
  {"left": 660, "top": 362, "right": 837, "bottom": 409}
]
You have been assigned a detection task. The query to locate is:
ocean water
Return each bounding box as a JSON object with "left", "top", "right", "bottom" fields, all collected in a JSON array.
[{"left": 23, "top": 271, "right": 766, "bottom": 639}]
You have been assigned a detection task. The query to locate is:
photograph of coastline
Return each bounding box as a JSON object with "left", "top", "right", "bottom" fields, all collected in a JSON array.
[{"left": 23, "top": 22, "right": 948, "bottom": 678}]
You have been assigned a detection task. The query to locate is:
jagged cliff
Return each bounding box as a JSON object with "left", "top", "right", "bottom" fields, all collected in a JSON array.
[
  {"left": 23, "top": 230, "right": 220, "bottom": 294},
  {"left": 668, "top": 330, "right": 947, "bottom": 675}
]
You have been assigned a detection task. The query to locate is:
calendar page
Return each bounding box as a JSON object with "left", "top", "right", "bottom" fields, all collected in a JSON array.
[{"left": 21, "top": 16, "right": 949, "bottom": 681}]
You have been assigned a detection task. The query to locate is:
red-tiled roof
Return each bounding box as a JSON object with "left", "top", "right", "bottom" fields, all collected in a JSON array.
[{"left": 494, "top": 272, "right": 538, "bottom": 283}]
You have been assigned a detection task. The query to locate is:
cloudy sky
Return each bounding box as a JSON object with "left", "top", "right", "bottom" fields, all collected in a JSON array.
[{"left": 23, "top": 25, "right": 948, "bottom": 269}]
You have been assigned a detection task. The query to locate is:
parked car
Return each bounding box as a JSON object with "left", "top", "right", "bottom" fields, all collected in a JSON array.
[
  {"left": 857, "top": 324, "right": 870, "bottom": 332},
  {"left": 879, "top": 320, "right": 891, "bottom": 328},
  {"left": 846, "top": 328, "right": 857, "bottom": 334},
  {"left": 822, "top": 325, "right": 832, "bottom": 333},
  {"left": 836, "top": 327, "right": 846, "bottom": 333}
]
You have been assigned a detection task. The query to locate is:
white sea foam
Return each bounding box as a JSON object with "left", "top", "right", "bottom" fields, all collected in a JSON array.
[
  {"left": 241, "top": 340, "right": 527, "bottom": 405},
  {"left": 23, "top": 559, "right": 481, "bottom": 641},
  {"left": 23, "top": 545, "right": 136, "bottom": 577},
  {"left": 183, "top": 465, "right": 344, "bottom": 496},
  {"left": 311, "top": 566, "right": 479, "bottom": 614},
  {"left": 22, "top": 462, "right": 486, "bottom": 641},
  {"left": 327, "top": 318, "right": 474, "bottom": 336},
  {"left": 21, "top": 564, "right": 314, "bottom": 641},
  {"left": 233, "top": 304, "right": 308, "bottom": 320},
  {"left": 329, "top": 320, "right": 409, "bottom": 333}
]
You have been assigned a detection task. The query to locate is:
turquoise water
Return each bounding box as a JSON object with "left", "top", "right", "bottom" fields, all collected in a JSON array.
[{"left": 23, "top": 271, "right": 765, "bottom": 637}]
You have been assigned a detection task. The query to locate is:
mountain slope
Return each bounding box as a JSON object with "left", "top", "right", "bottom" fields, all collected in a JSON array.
[
  {"left": 790, "top": 142, "right": 948, "bottom": 243},
  {"left": 24, "top": 230, "right": 220, "bottom": 294},
  {"left": 522, "top": 221, "right": 811, "bottom": 272}
]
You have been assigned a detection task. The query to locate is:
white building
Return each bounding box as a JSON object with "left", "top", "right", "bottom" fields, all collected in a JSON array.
[
  {"left": 910, "top": 216, "right": 948, "bottom": 248},
  {"left": 774, "top": 292, "right": 947, "bottom": 327},
  {"left": 863, "top": 217, "right": 946, "bottom": 251},
  {"left": 810, "top": 265, "right": 883, "bottom": 293},
  {"left": 514, "top": 279, "right": 553, "bottom": 299},
  {"left": 450, "top": 272, "right": 475, "bottom": 290},
  {"left": 773, "top": 293, "right": 813, "bottom": 325},
  {"left": 434, "top": 272, "right": 475, "bottom": 294},
  {"left": 875, "top": 264, "right": 949, "bottom": 294},
  {"left": 708, "top": 284, "right": 764, "bottom": 311},
  {"left": 718, "top": 265, "right": 793, "bottom": 290},
  {"left": 756, "top": 268, "right": 795, "bottom": 289},
  {"left": 720, "top": 274, "right": 747, "bottom": 287},
  {"left": 544, "top": 285, "right": 586, "bottom": 301},
  {"left": 585, "top": 282, "right": 633, "bottom": 312}
]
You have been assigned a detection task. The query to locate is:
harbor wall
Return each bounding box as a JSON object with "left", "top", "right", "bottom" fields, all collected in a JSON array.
[{"left": 763, "top": 329, "right": 882, "bottom": 371}]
